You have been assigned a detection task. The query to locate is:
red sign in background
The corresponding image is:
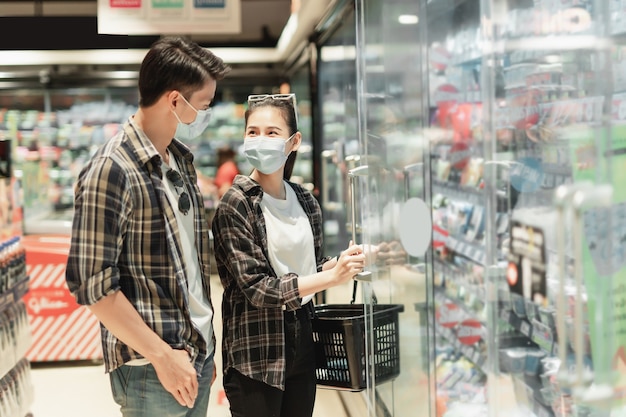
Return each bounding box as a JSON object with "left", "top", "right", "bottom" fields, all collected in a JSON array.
[
  {"left": 436, "top": 302, "right": 462, "bottom": 329},
  {"left": 457, "top": 318, "right": 482, "bottom": 345},
  {"left": 110, "top": 0, "right": 141, "bottom": 8},
  {"left": 22, "top": 235, "right": 102, "bottom": 362}
]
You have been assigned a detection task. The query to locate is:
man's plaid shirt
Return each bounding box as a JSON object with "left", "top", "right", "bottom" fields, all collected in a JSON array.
[{"left": 65, "top": 118, "right": 214, "bottom": 376}]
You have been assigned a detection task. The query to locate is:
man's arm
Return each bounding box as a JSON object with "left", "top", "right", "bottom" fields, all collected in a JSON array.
[{"left": 88, "top": 290, "right": 199, "bottom": 408}]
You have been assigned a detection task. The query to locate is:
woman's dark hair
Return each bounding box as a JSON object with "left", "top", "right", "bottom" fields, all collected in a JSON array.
[
  {"left": 138, "top": 36, "right": 231, "bottom": 107},
  {"left": 244, "top": 97, "right": 298, "bottom": 180}
]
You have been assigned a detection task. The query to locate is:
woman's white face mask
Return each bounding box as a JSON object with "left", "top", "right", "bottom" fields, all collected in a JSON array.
[{"left": 243, "top": 134, "right": 295, "bottom": 175}]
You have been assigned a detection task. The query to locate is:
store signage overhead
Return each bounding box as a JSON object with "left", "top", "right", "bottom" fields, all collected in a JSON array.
[{"left": 97, "top": 0, "right": 241, "bottom": 35}]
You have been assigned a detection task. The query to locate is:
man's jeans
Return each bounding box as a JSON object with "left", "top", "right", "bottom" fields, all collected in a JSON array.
[{"left": 110, "top": 355, "right": 214, "bottom": 417}]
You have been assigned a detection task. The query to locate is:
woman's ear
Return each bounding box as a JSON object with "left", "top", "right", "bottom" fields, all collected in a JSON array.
[{"left": 290, "top": 132, "right": 302, "bottom": 151}]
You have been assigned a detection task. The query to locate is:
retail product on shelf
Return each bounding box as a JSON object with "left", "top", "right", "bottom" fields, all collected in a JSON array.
[{"left": 0, "top": 235, "right": 34, "bottom": 417}]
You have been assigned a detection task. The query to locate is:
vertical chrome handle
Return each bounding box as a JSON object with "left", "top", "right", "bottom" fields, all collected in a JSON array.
[
  {"left": 554, "top": 182, "right": 593, "bottom": 386},
  {"left": 571, "top": 185, "right": 613, "bottom": 395},
  {"left": 348, "top": 165, "right": 370, "bottom": 243},
  {"left": 349, "top": 165, "right": 372, "bottom": 282},
  {"left": 403, "top": 162, "right": 423, "bottom": 201}
]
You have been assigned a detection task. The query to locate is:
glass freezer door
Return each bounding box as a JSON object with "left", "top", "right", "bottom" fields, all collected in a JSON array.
[
  {"left": 321, "top": 0, "right": 626, "bottom": 415},
  {"left": 350, "top": 0, "right": 432, "bottom": 416},
  {"left": 481, "top": 0, "right": 626, "bottom": 415},
  {"left": 426, "top": 0, "right": 626, "bottom": 415}
]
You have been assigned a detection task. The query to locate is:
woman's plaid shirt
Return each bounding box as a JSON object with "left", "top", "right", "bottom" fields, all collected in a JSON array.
[{"left": 211, "top": 175, "right": 330, "bottom": 390}]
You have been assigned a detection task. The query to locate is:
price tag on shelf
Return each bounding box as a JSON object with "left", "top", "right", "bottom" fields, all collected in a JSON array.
[
  {"left": 479, "top": 252, "right": 487, "bottom": 265},
  {"left": 531, "top": 319, "right": 554, "bottom": 354},
  {"left": 613, "top": 93, "right": 626, "bottom": 122},
  {"left": 472, "top": 350, "right": 482, "bottom": 365},
  {"left": 536, "top": 404, "right": 551, "bottom": 417},
  {"left": 0, "top": 291, "right": 15, "bottom": 313},
  {"left": 501, "top": 309, "right": 511, "bottom": 324}
]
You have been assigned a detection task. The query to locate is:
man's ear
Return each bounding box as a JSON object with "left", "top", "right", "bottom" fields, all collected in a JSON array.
[{"left": 167, "top": 90, "right": 181, "bottom": 110}]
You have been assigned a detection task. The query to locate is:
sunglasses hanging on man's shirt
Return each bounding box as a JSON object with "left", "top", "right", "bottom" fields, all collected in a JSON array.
[{"left": 166, "top": 168, "right": 191, "bottom": 215}]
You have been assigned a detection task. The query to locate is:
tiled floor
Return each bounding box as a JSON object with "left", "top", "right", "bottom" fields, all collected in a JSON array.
[
  {"left": 28, "top": 360, "right": 345, "bottom": 417},
  {"left": 26, "top": 276, "right": 347, "bottom": 417}
]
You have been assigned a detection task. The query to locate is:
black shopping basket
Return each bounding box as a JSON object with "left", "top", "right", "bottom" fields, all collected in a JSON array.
[{"left": 312, "top": 302, "right": 404, "bottom": 391}]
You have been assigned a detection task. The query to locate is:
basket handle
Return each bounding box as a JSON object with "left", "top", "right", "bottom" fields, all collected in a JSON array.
[{"left": 350, "top": 280, "right": 377, "bottom": 305}]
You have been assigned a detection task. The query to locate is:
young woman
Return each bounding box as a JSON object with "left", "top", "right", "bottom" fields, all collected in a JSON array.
[{"left": 211, "top": 94, "right": 365, "bottom": 417}]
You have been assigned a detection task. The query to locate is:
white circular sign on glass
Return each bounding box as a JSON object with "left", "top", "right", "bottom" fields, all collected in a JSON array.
[{"left": 398, "top": 197, "right": 432, "bottom": 257}]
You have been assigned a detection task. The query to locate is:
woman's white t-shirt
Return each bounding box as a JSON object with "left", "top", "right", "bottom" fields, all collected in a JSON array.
[{"left": 260, "top": 182, "right": 317, "bottom": 305}]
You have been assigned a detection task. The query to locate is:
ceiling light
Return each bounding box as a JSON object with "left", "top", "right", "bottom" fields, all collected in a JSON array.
[{"left": 398, "top": 15, "right": 418, "bottom": 25}]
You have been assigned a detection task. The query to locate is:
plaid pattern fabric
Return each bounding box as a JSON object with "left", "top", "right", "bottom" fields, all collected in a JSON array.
[
  {"left": 65, "top": 118, "right": 214, "bottom": 375},
  {"left": 212, "top": 175, "right": 330, "bottom": 390}
]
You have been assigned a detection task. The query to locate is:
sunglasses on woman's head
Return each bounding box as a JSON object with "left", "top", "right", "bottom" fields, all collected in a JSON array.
[
  {"left": 247, "top": 93, "right": 298, "bottom": 125},
  {"left": 166, "top": 169, "right": 191, "bottom": 215}
]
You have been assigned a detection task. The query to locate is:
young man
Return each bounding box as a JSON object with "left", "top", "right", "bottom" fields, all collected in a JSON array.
[{"left": 65, "top": 36, "right": 230, "bottom": 417}]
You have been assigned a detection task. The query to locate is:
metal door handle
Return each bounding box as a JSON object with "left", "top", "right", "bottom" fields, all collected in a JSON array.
[
  {"left": 349, "top": 165, "right": 372, "bottom": 282},
  {"left": 571, "top": 185, "right": 613, "bottom": 401},
  {"left": 403, "top": 162, "right": 423, "bottom": 201},
  {"left": 553, "top": 181, "right": 593, "bottom": 386}
]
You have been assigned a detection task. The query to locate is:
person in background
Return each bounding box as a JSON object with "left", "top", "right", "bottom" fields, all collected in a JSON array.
[
  {"left": 65, "top": 36, "right": 230, "bottom": 417},
  {"left": 214, "top": 145, "right": 240, "bottom": 199},
  {"left": 211, "top": 93, "right": 366, "bottom": 417}
]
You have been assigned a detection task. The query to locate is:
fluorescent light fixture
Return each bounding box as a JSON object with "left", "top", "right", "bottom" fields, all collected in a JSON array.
[
  {"left": 543, "top": 54, "right": 561, "bottom": 64},
  {"left": 276, "top": 12, "right": 299, "bottom": 54},
  {"left": 0, "top": 48, "right": 280, "bottom": 66},
  {"left": 398, "top": 15, "right": 418, "bottom": 25},
  {"left": 320, "top": 45, "right": 356, "bottom": 62}
]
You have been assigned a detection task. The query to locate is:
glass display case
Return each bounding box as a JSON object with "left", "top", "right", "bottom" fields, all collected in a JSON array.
[
  {"left": 315, "top": 0, "right": 626, "bottom": 416},
  {"left": 316, "top": 2, "right": 428, "bottom": 416},
  {"left": 289, "top": 58, "right": 315, "bottom": 190},
  {"left": 317, "top": 8, "right": 359, "bottom": 260},
  {"left": 0, "top": 87, "right": 137, "bottom": 235}
]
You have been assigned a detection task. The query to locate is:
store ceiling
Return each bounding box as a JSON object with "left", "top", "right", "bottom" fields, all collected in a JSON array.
[
  {"left": 0, "top": 0, "right": 295, "bottom": 49},
  {"left": 0, "top": 0, "right": 336, "bottom": 86}
]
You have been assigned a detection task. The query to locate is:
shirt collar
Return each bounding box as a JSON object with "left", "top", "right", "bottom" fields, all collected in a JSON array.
[{"left": 125, "top": 116, "right": 195, "bottom": 167}]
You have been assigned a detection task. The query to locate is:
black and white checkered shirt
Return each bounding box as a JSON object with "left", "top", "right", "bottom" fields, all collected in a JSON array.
[
  {"left": 212, "top": 175, "right": 330, "bottom": 390},
  {"left": 66, "top": 118, "right": 214, "bottom": 375}
]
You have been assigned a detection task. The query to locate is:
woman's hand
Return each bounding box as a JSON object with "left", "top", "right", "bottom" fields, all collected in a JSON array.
[{"left": 334, "top": 241, "right": 366, "bottom": 284}]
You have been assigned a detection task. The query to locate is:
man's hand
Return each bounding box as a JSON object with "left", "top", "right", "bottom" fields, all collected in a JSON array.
[
  {"left": 152, "top": 348, "right": 199, "bottom": 408},
  {"left": 86, "top": 292, "right": 199, "bottom": 408}
]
